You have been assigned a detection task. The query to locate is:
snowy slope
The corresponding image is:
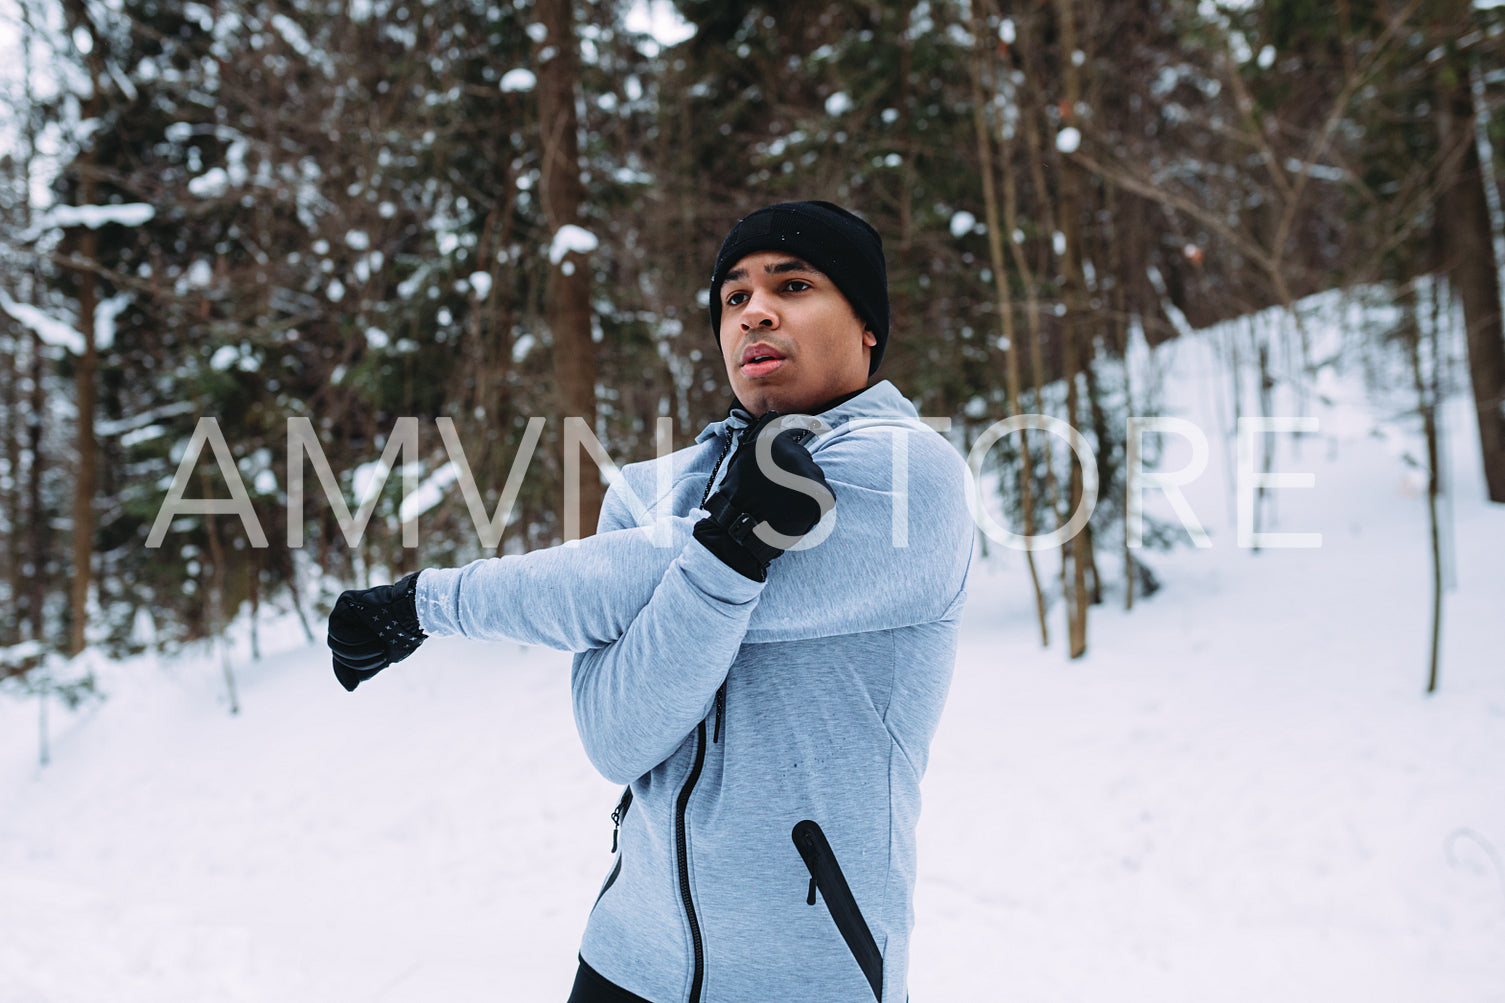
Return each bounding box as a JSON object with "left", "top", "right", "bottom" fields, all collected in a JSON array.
[{"left": 2, "top": 323, "right": 1503, "bottom": 1003}]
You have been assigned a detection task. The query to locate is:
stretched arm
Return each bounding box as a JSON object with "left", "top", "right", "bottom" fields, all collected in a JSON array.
[
  {"left": 415, "top": 519, "right": 706, "bottom": 652},
  {"left": 415, "top": 420, "right": 971, "bottom": 650}
]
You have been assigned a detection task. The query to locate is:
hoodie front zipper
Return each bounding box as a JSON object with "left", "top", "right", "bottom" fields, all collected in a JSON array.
[
  {"left": 672, "top": 427, "right": 741, "bottom": 1003},
  {"left": 675, "top": 720, "right": 709, "bottom": 1002}
]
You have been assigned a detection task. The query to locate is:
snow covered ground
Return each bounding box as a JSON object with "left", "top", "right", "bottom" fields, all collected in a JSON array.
[{"left": 3, "top": 321, "right": 1503, "bottom": 1002}]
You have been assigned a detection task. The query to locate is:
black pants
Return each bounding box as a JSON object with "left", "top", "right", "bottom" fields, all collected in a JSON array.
[
  {"left": 567, "top": 957, "right": 656, "bottom": 1003},
  {"left": 567, "top": 956, "right": 909, "bottom": 1002}
]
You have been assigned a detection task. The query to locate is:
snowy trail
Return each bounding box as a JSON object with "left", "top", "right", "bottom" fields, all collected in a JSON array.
[
  {"left": 4, "top": 331, "right": 1504, "bottom": 1002},
  {"left": 0, "top": 637, "right": 617, "bottom": 1002}
]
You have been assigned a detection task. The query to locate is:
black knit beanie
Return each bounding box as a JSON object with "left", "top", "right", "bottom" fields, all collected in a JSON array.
[{"left": 709, "top": 201, "right": 890, "bottom": 375}]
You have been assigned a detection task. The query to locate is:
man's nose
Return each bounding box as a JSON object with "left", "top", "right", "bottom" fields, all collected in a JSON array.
[{"left": 740, "top": 291, "right": 779, "bottom": 329}]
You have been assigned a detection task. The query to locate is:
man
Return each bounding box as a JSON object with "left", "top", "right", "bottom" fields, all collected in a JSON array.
[{"left": 327, "top": 201, "right": 973, "bottom": 1002}]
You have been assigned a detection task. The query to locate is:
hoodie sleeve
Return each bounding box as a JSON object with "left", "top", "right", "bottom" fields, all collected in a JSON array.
[{"left": 413, "top": 515, "right": 744, "bottom": 653}]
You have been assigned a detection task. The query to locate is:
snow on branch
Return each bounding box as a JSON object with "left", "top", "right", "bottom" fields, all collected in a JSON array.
[
  {"left": 399, "top": 462, "right": 461, "bottom": 523},
  {"left": 95, "top": 293, "right": 130, "bottom": 351},
  {"left": 97, "top": 401, "right": 198, "bottom": 437},
  {"left": 500, "top": 68, "right": 537, "bottom": 93},
  {"left": 31, "top": 203, "right": 156, "bottom": 234},
  {"left": 0, "top": 293, "right": 85, "bottom": 354},
  {"left": 1282, "top": 158, "right": 1348, "bottom": 183},
  {"left": 549, "top": 224, "right": 599, "bottom": 264},
  {"left": 270, "top": 13, "right": 335, "bottom": 77}
]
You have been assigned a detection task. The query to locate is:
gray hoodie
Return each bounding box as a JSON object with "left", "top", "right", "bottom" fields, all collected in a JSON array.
[{"left": 416, "top": 381, "right": 973, "bottom": 1002}]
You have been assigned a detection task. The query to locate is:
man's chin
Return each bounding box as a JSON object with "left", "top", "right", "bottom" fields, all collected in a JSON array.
[
  {"left": 730, "top": 381, "right": 774, "bottom": 415},
  {"left": 738, "top": 395, "right": 777, "bottom": 418},
  {"left": 757, "top": 397, "right": 822, "bottom": 419},
  {"left": 732, "top": 380, "right": 842, "bottom": 418}
]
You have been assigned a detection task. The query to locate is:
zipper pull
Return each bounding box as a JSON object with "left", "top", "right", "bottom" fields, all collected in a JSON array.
[
  {"left": 610, "top": 787, "right": 632, "bottom": 852},
  {"left": 807, "top": 876, "right": 818, "bottom": 906},
  {"left": 713, "top": 682, "right": 726, "bottom": 744}
]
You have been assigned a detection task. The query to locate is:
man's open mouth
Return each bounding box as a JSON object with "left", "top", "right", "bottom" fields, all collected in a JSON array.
[{"left": 740, "top": 344, "right": 786, "bottom": 377}]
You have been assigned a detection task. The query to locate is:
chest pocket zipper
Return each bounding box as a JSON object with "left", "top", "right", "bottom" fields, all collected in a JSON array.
[{"left": 792, "top": 819, "right": 884, "bottom": 1001}]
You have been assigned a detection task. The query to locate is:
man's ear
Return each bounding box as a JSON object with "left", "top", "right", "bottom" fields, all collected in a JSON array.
[{"left": 862, "top": 327, "right": 878, "bottom": 348}]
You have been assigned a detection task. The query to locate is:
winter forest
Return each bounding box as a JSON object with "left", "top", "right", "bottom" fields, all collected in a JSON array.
[
  {"left": 1, "top": 0, "right": 1504, "bottom": 679},
  {"left": 2, "top": 0, "right": 1505, "bottom": 998}
]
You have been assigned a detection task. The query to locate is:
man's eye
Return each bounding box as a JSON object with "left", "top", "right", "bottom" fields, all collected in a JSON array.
[
  {"left": 785, "top": 280, "right": 811, "bottom": 292},
  {"left": 726, "top": 291, "right": 748, "bottom": 306}
]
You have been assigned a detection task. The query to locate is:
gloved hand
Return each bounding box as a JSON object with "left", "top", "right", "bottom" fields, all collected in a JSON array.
[
  {"left": 694, "top": 412, "right": 835, "bottom": 581},
  {"left": 327, "top": 573, "right": 427, "bottom": 691}
]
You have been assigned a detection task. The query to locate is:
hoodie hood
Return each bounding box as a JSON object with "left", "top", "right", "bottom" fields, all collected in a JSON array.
[{"left": 694, "top": 380, "right": 920, "bottom": 446}]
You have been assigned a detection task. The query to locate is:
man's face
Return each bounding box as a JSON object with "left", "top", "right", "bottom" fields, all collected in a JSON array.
[{"left": 716, "top": 251, "right": 877, "bottom": 416}]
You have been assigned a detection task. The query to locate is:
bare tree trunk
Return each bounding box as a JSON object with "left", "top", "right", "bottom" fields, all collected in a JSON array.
[
  {"left": 67, "top": 219, "right": 99, "bottom": 655},
  {"left": 1014, "top": 4, "right": 1065, "bottom": 647},
  {"left": 1397, "top": 283, "right": 1445, "bottom": 693},
  {"left": 1435, "top": 15, "right": 1505, "bottom": 503},
  {"left": 1109, "top": 185, "right": 1138, "bottom": 611},
  {"left": 1220, "top": 320, "right": 1250, "bottom": 530},
  {"left": 66, "top": 8, "right": 102, "bottom": 656},
  {"left": 894, "top": 0, "right": 916, "bottom": 362},
  {"left": 1054, "top": 0, "right": 1091, "bottom": 658},
  {"left": 248, "top": 551, "right": 261, "bottom": 662},
  {"left": 279, "top": 546, "right": 316, "bottom": 644},
  {"left": 17, "top": 0, "right": 44, "bottom": 647},
  {"left": 1063, "top": 363, "right": 1089, "bottom": 658},
  {"left": 971, "top": 6, "right": 1049, "bottom": 646},
  {"left": 536, "top": 0, "right": 603, "bottom": 535},
  {"left": 38, "top": 678, "right": 49, "bottom": 768},
  {"left": 27, "top": 334, "right": 45, "bottom": 643},
  {"left": 2, "top": 322, "right": 19, "bottom": 639},
  {"left": 1252, "top": 333, "right": 1276, "bottom": 553},
  {"left": 1080, "top": 347, "right": 1112, "bottom": 606},
  {"left": 201, "top": 469, "right": 240, "bottom": 715},
  {"left": 0, "top": 131, "right": 19, "bottom": 628}
]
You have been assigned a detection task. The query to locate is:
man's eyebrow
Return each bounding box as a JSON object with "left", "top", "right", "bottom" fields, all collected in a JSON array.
[
  {"left": 722, "top": 259, "right": 822, "bottom": 286},
  {"left": 766, "top": 259, "right": 820, "bottom": 276}
]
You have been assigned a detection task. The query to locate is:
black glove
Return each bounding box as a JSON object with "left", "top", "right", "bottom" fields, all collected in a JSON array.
[
  {"left": 327, "top": 573, "right": 427, "bottom": 691},
  {"left": 694, "top": 412, "right": 835, "bottom": 581}
]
